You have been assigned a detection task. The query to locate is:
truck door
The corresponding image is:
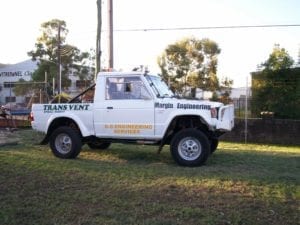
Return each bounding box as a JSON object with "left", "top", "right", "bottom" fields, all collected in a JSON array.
[{"left": 94, "top": 76, "right": 155, "bottom": 139}]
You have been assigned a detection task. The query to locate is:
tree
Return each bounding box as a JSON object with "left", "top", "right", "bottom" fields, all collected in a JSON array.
[
  {"left": 20, "top": 19, "right": 94, "bottom": 98},
  {"left": 252, "top": 44, "right": 300, "bottom": 119},
  {"left": 158, "top": 37, "right": 221, "bottom": 97},
  {"left": 260, "top": 44, "right": 294, "bottom": 71},
  {"left": 218, "top": 77, "right": 233, "bottom": 104}
]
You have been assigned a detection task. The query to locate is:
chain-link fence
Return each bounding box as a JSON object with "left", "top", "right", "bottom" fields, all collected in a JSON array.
[{"left": 232, "top": 97, "right": 254, "bottom": 118}]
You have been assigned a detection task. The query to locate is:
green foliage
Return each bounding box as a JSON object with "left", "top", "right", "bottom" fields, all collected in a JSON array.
[
  {"left": 260, "top": 44, "right": 294, "bottom": 71},
  {"left": 23, "top": 19, "right": 95, "bottom": 98},
  {"left": 13, "top": 79, "right": 33, "bottom": 96},
  {"left": 210, "top": 91, "right": 219, "bottom": 101},
  {"left": 219, "top": 77, "right": 234, "bottom": 104},
  {"left": 252, "top": 45, "right": 300, "bottom": 119},
  {"left": 158, "top": 37, "right": 221, "bottom": 96},
  {"left": 252, "top": 68, "right": 300, "bottom": 119},
  {"left": 28, "top": 19, "right": 68, "bottom": 63}
]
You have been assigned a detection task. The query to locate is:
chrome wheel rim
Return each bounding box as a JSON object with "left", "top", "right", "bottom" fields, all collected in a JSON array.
[
  {"left": 178, "top": 137, "right": 202, "bottom": 161},
  {"left": 55, "top": 133, "right": 72, "bottom": 154}
]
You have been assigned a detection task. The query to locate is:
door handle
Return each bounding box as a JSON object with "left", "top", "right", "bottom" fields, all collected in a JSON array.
[{"left": 107, "top": 106, "right": 113, "bottom": 109}]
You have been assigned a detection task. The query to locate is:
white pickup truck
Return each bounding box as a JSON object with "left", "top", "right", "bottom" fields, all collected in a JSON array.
[{"left": 31, "top": 71, "right": 234, "bottom": 166}]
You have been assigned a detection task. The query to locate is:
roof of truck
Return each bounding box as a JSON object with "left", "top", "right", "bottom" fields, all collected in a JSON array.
[
  {"left": 97, "top": 71, "right": 159, "bottom": 77},
  {"left": 98, "top": 71, "right": 142, "bottom": 76}
]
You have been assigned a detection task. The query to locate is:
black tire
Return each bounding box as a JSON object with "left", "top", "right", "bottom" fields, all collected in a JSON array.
[
  {"left": 210, "top": 138, "right": 219, "bottom": 154},
  {"left": 170, "top": 129, "right": 210, "bottom": 167},
  {"left": 49, "top": 126, "right": 82, "bottom": 159},
  {"left": 88, "top": 141, "right": 111, "bottom": 150}
]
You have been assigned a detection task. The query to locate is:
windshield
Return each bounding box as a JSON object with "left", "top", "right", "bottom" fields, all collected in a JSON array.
[{"left": 145, "top": 75, "right": 174, "bottom": 98}]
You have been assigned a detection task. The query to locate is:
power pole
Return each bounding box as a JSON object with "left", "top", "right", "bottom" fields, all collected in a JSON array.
[
  {"left": 297, "top": 44, "right": 300, "bottom": 66},
  {"left": 96, "top": 0, "right": 102, "bottom": 78},
  {"left": 108, "top": 0, "right": 114, "bottom": 69},
  {"left": 57, "top": 23, "right": 62, "bottom": 95}
]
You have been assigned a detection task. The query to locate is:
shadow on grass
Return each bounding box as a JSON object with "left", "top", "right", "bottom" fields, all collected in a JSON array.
[
  {"left": 78, "top": 143, "right": 299, "bottom": 185},
  {"left": 81, "top": 143, "right": 174, "bottom": 164}
]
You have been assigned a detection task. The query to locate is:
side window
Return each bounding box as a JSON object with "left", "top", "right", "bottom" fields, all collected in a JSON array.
[
  {"left": 106, "top": 78, "right": 123, "bottom": 99},
  {"left": 129, "top": 80, "right": 152, "bottom": 99},
  {"left": 106, "top": 77, "right": 152, "bottom": 100}
]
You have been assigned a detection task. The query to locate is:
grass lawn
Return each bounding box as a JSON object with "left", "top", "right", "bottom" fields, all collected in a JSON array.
[{"left": 0, "top": 129, "right": 299, "bottom": 225}]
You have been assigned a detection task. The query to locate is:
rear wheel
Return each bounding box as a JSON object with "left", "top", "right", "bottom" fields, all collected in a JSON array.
[
  {"left": 49, "top": 126, "right": 82, "bottom": 159},
  {"left": 170, "top": 129, "right": 210, "bottom": 167}
]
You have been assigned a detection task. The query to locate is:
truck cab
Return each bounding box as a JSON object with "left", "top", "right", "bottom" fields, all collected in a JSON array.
[{"left": 93, "top": 72, "right": 156, "bottom": 139}]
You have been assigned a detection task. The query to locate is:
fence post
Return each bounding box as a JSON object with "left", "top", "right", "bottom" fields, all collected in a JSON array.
[{"left": 245, "top": 77, "right": 248, "bottom": 144}]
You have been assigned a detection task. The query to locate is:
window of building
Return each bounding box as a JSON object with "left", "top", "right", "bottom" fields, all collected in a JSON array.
[
  {"left": 5, "top": 96, "right": 16, "bottom": 103},
  {"left": 4, "top": 82, "right": 15, "bottom": 88}
]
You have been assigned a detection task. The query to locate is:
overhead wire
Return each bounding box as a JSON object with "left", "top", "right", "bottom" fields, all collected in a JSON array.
[
  {"left": 69, "top": 23, "right": 300, "bottom": 36},
  {"left": 113, "top": 24, "right": 300, "bottom": 32}
]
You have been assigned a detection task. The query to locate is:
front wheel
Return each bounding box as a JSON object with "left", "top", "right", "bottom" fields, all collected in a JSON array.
[
  {"left": 170, "top": 129, "right": 210, "bottom": 167},
  {"left": 210, "top": 138, "right": 219, "bottom": 154},
  {"left": 49, "top": 126, "right": 82, "bottom": 159}
]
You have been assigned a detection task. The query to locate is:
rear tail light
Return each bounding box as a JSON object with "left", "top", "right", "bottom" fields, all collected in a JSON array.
[{"left": 29, "top": 112, "right": 34, "bottom": 121}]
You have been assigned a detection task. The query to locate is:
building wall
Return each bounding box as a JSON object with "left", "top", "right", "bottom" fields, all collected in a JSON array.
[
  {"left": 0, "top": 59, "right": 38, "bottom": 105},
  {"left": 0, "top": 59, "right": 93, "bottom": 105}
]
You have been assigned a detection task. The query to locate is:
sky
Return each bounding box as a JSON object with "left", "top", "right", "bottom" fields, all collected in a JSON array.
[{"left": 1, "top": 0, "right": 300, "bottom": 87}]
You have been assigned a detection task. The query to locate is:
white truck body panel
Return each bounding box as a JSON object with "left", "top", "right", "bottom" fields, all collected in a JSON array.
[
  {"left": 31, "top": 103, "right": 95, "bottom": 137},
  {"left": 93, "top": 99, "right": 155, "bottom": 139},
  {"left": 216, "top": 104, "right": 235, "bottom": 131}
]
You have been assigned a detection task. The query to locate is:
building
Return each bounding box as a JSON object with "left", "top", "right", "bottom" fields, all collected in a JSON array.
[
  {"left": 0, "top": 59, "right": 38, "bottom": 105},
  {"left": 0, "top": 59, "right": 94, "bottom": 106}
]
